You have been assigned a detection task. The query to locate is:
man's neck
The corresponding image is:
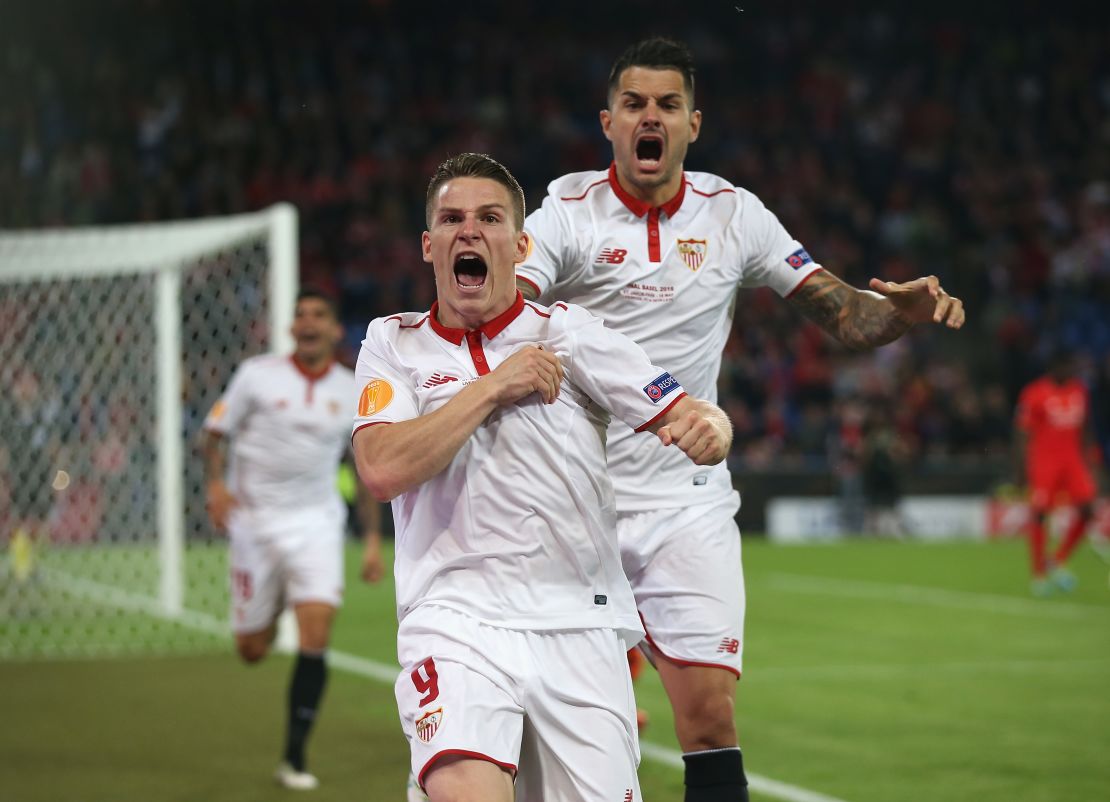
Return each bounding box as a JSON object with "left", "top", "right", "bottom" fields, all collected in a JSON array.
[
  {"left": 436, "top": 295, "right": 517, "bottom": 332},
  {"left": 294, "top": 352, "right": 331, "bottom": 374},
  {"left": 613, "top": 164, "right": 684, "bottom": 209}
]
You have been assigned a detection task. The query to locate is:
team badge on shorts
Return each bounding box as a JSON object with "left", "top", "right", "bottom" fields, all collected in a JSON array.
[
  {"left": 415, "top": 707, "right": 444, "bottom": 743},
  {"left": 676, "top": 238, "right": 707, "bottom": 271},
  {"left": 358, "top": 378, "right": 394, "bottom": 416}
]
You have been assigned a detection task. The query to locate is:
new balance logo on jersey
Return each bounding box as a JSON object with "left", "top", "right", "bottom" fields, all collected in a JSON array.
[
  {"left": 717, "top": 637, "right": 740, "bottom": 654},
  {"left": 422, "top": 372, "right": 459, "bottom": 388},
  {"left": 643, "top": 372, "right": 680, "bottom": 403},
  {"left": 785, "top": 248, "right": 813, "bottom": 269},
  {"left": 595, "top": 247, "right": 628, "bottom": 265}
]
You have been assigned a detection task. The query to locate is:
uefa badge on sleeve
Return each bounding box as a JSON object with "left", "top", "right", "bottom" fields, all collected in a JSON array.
[
  {"left": 415, "top": 707, "right": 444, "bottom": 743},
  {"left": 676, "top": 238, "right": 707, "bottom": 271},
  {"left": 785, "top": 247, "right": 813, "bottom": 269}
]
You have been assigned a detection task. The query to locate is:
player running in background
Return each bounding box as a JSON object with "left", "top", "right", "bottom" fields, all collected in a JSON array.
[
  {"left": 202, "top": 288, "right": 385, "bottom": 790},
  {"left": 353, "top": 153, "right": 732, "bottom": 802},
  {"left": 1016, "top": 348, "right": 1102, "bottom": 595},
  {"left": 516, "top": 38, "right": 966, "bottom": 801}
]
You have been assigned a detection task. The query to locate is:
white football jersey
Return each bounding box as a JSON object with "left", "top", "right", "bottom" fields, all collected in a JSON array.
[
  {"left": 353, "top": 294, "right": 686, "bottom": 640},
  {"left": 517, "top": 165, "right": 823, "bottom": 510},
  {"left": 204, "top": 354, "right": 354, "bottom": 515}
]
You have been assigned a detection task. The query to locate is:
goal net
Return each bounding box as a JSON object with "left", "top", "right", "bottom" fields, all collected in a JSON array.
[{"left": 0, "top": 205, "right": 297, "bottom": 658}]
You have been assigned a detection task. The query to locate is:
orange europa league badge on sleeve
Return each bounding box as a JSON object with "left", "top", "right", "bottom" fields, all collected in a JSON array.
[
  {"left": 415, "top": 707, "right": 443, "bottom": 743},
  {"left": 358, "top": 378, "right": 394, "bottom": 416}
]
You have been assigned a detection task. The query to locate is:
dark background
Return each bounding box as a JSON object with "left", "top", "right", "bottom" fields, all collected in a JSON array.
[{"left": 4, "top": 0, "right": 1108, "bottom": 527}]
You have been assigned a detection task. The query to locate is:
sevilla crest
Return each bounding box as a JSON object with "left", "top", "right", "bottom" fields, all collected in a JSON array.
[
  {"left": 676, "top": 239, "right": 707, "bottom": 271},
  {"left": 415, "top": 707, "right": 444, "bottom": 743}
]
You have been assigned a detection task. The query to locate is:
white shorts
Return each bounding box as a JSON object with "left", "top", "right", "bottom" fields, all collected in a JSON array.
[
  {"left": 618, "top": 494, "right": 745, "bottom": 675},
  {"left": 227, "top": 506, "right": 345, "bottom": 634},
  {"left": 395, "top": 605, "right": 641, "bottom": 801}
]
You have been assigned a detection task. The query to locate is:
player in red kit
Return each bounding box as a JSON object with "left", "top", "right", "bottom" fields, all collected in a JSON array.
[{"left": 1015, "top": 350, "right": 1102, "bottom": 595}]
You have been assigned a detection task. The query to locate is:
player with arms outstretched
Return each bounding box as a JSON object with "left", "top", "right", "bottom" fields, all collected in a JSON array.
[
  {"left": 202, "top": 288, "right": 385, "bottom": 789},
  {"left": 1016, "top": 349, "right": 1103, "bottom": 595},
  {"left": 353, "top": 153, "right": 732, "bottom": 802},
  {"left": 515, "top": 38, "right": 966, "bottom": 801}
]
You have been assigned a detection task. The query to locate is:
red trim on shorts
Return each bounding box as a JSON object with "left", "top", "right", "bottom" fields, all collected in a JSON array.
[
  {"left": 418, "top": 750, "right": 517, "bottom": 791},
  {"left": 640, "top": 616, "right": 741, "bottom": 679},
  {"left": 634, "top": 391, "right": 688, "bottom": 433},
  {"left": 784, "top": 267, "right": 824, "bottom": 299},
  {"left": 517, "top": 274, "right": 542, "bottom": 298}
]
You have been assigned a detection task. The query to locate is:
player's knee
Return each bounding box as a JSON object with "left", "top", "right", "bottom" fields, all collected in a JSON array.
[
  {"left": 236, "top": 636, "right": 270, "bottom": 664},
  {"left": 676, "top": 689, "right": 737, "bottom": 748},
  {"left": 298, "top": 632, "right": 329, "bottom": 653}
]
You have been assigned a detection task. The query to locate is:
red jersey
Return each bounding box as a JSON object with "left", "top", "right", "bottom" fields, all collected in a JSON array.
[{"left": 1015, "top": 377, "right": 1089, "bottom": 462}]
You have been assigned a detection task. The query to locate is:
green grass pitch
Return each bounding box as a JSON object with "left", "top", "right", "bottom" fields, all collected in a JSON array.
[{"left": 3, "top": 537, "right": 1108, "bottom": 801}]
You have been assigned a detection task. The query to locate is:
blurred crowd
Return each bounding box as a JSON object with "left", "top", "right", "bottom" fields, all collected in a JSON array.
[{"left": 3, "top": 0, "right": 1109, "bottom": 475}]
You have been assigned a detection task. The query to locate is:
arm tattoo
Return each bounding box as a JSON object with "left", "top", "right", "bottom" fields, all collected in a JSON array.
[{"left": 788, "top": 271, "right": 912, "bottom": 350}]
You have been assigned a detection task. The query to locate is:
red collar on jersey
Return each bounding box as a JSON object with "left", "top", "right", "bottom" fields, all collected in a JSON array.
[
  {"left": 607, "top": 162, "right": 686, "bottom": 219},
  {"left": 429, "top": 290, "right": 526, "bottom": 345},
  {"left": 290, "top": 355, "right": 334, "bottom": 380}
]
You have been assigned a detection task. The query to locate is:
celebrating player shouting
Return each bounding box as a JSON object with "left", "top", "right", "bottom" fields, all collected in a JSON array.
[
  {"left": 352, "top": 153, "right": 732, "bottom": 802},
  {"left": 516, "top": 38, "right": 966, "bottom": 801},
  {"left": 202, "top": 288, "right": 385, "bottom": 790}
]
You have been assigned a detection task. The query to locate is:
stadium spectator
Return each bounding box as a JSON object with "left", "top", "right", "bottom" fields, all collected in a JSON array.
[{"left": 201, "top": 288, "right": 384, "bottom": 789}]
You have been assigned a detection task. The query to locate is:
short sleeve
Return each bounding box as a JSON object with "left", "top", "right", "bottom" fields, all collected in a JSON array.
[
  {"left": 517, "top": 194, "right": 578, "bottom": 300},
  {"left": 554, "top": 305, "right": 687, "bottom": 433},
  {"left": 203, "top": 361, "right": 254, "bottom": 436},
  {"left": 736, "top": 191, "right": 823, "bottom": 297},
  {"left": 352, "top": 320, "right": 420, "bottom": 435}
]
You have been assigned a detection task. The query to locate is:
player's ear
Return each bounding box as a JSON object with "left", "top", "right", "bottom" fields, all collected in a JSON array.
[
  {"left": 600, "top": 109, "right": 613, "bottom": 141},
  {"left": 421, "top": 231, "right": 433, "bottom": 264},
  {"left": 513, "top": 230, "right": 530, "bottom": 264},
  {"left": 689, "top": 109, "right": 702, "bottom": 144}
]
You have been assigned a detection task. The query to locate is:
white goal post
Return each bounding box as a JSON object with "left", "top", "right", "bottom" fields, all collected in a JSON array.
[{"left": 0, "top": 204, "right": 297, "bottom": 657}]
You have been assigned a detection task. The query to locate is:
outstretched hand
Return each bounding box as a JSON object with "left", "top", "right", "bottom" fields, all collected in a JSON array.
[{"left": 869, "top": 275, "right": 965, "bottom": 329}]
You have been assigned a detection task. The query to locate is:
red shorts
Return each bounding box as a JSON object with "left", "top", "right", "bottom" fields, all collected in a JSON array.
[{"left": 1028, "top": 456, "right": 1096, "bottom": 509}]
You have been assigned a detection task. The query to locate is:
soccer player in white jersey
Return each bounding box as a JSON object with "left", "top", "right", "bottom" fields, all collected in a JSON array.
[
  {"left": 202, "top": 288, "right": 385, "bottom": 790},
  {"left": 352, "top": 152, "right": 733, "bottom": 802},
  {"left": 516, "top": 38, "right": 967, "bottom": 802}
]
